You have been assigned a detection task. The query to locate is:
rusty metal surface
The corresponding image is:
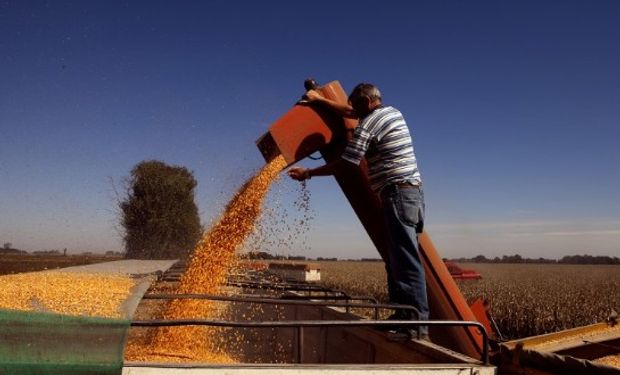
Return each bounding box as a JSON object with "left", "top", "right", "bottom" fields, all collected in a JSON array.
[
  {"left": 270, "top": 104, "right": 332, "bottom": 165},
  {"left": 504, "top": 322, "right": 620, "bottom": 359},
  {"left": 504, "top": 323, "right": 620, "bottom": 350},
  {"left": 261, "top": 103, "right": 332, "bottom": 165},
  {"left": 498, "top": 342, "right": 620, "bottom": 375},
  {"left": 256, "top": 81, "right": 359, "bottom": 166}
]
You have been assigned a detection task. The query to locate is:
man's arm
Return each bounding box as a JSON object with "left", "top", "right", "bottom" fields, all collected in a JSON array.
[
  {"left": 305, "top": 90, "right": 357, "bottom": 119},
  {"left": 288, "top": 89, "right": 363, "bottom": 181},
  {"left": 288, "top": 159, "right": 348, "bottom": 181}
]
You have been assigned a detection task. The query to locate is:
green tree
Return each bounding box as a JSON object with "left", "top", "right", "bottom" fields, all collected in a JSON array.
[{"left": 120, "top": 160, "right": 202, "bottom": 259}]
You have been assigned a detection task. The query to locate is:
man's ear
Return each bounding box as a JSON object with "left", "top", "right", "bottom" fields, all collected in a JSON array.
[{"left": 360, "top": 95, "right": 371, "bottom": 108}]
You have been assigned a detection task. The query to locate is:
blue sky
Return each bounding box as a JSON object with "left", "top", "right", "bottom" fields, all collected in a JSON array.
[{"left": 1, "top": 1, "right": 619, "bottom": 258}]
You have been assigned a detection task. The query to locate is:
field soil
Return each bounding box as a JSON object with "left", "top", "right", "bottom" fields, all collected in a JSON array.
[{"left": 0, "top": 254, "right": 122, "bottom": 275}]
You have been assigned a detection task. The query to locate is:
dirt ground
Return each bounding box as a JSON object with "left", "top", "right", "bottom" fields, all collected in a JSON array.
[{"left": 0, "top": 254, "right": 122, "bottom": 275}]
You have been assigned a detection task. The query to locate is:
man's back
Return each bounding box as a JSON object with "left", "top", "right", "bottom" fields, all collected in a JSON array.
[{"left": 343, "top": 106, "right": 421, "bottom": 192}]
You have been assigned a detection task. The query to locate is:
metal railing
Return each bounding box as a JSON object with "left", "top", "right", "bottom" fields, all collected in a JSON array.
[
  {"left": 142, "top": 293, "right": 414, "bottom": 319},
  {"left": 148, "top": 264, "right": 490, "bottom": 364},
  {"left": 131, "top": 318, "right": 489, "bottom": 364},
  {"left": 226, "top": 280, "right": 338, "bottom": 294}
]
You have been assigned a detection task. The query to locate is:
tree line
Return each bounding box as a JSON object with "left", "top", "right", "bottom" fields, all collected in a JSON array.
[
  {"left": 450, "top": 254, "right": 620, "bottom": 265},
  {"left": 6, "top": 158, "right": 619, "bottom": 264}
]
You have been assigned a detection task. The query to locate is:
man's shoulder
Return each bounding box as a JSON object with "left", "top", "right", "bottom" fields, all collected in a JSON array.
[
  {"left": 382, "top": 105, "right": 400, "bottom": 112},
  {"left": 363, "top": 106, "right": 404, "bottom": 127},
  {"left": 374, "top": 106, "right": 403, "bottom": 120},
  {"left": 363, "top": 106, "right": 400, "bottom": 121}
]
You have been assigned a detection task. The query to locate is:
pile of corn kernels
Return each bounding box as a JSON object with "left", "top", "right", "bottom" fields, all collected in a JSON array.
[{"left": 0, "top": 271, "right": 135, "bottom": 318}]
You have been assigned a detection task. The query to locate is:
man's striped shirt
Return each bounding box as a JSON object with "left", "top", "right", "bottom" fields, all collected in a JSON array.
[{"left": 342, "top": 106, "right": 421, "bottom": 193}]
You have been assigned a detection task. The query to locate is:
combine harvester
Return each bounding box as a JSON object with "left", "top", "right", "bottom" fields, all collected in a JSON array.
[{"left": 443, "top": 261, "right": 482, "bottom": 280}]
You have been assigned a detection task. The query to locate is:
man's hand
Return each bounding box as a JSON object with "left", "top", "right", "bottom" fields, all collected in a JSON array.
[
  {"left": 288, "top": 167, "right": 310, "bottom": 181},
  {"left": 303, "top": 89, "right": 356, "bottom": 118},
  {"left": 304, "top": 89, "right": 324, "bottom": 102}
]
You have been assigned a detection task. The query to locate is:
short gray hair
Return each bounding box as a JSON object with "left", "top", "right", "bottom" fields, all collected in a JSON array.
[{"left": 349, "top": 83, "right": 382, "bottom": 102}]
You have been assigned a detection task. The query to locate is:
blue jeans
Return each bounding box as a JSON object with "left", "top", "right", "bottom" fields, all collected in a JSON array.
[{"left": 381, "top": 183, "right": 429, "bottom": 334}]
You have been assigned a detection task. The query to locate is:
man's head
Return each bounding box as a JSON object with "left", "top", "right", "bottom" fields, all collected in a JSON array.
[{"left": 348, "top": 83, "right": 382, "bottom": 117}]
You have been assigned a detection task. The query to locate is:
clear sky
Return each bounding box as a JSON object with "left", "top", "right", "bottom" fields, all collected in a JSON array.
[{"left": 1, "top": 1, "right": 619, "bottom": 259}]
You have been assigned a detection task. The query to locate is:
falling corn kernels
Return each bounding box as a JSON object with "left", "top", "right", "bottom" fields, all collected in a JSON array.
[{"left": 124, "top": 155, "right": 287, "bottom": 363}]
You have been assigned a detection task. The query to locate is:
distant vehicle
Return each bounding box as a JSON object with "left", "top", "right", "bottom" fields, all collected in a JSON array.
[{"left": 444, "top": 261, "right": 482, "bottom": 280}]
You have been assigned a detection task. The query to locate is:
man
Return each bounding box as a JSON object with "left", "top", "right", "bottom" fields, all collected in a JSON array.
[{"left": 288, "top": 83, "right": 429, "bottom": 339}]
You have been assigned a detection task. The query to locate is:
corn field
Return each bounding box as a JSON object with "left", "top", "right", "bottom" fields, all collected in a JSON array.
[{"left": 318, "top": 261, "right": 620, "bottom": 340}]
